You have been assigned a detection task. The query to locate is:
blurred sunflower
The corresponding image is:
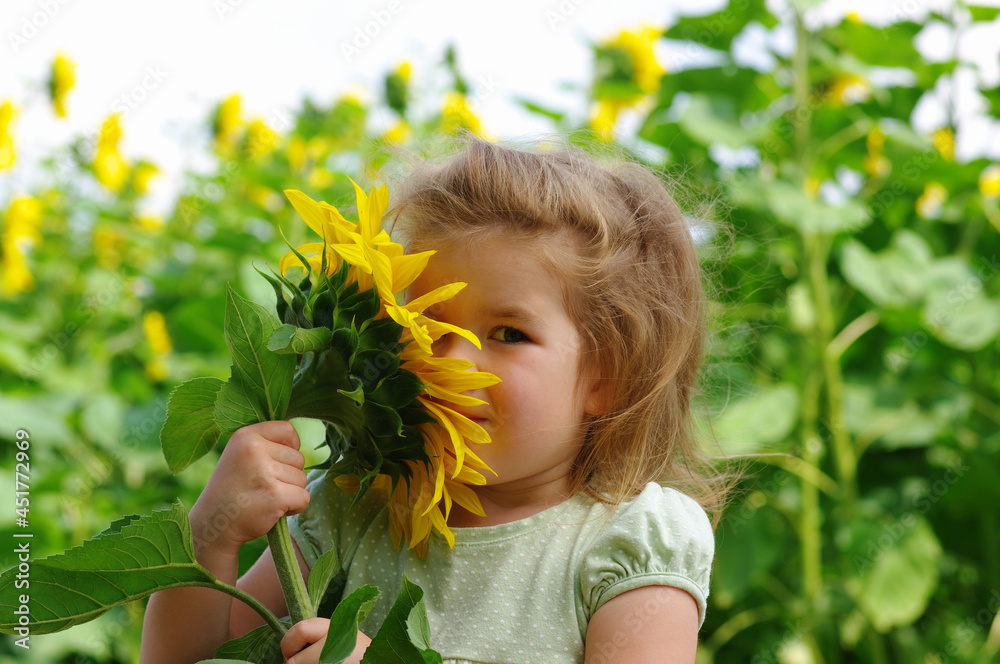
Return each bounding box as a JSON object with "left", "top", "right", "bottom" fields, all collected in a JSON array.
[
  {"left": 213, "top": 94, "right": 242, "bottom": 154},
  {"left": 93, "top": 113, "right": 128, "bottom": 192},
  {"left": 143, "top": 311, "right": 173, "bottom": 381},
  {"left": 1, "top": 197, "right": 42, "bottom": 295},
  {"left": 441, "top": 92, "right": 486, "bottom": 138},
  {"left": 279, "top": 182, "right": 499, "bottom": 554},
  {"left": 49, "top": 53, "right": 76, "bottom": 118},
  {"left": 0, "top": 101, "right": 16, "bottom": 170},
  {"left": 980, "top": 165, "right": 1000, "bottom": 199},
  {"left": 932, "top": 127, "right": 954, "bottom": 161},
  {"left": 827, "top": 73, "right": 870, "bottom": 106},
  {"left": 246, "top": 118, "right": 278, "bottom": 159},
  {"left": 916, "top": 182, "right": 946, "bottom": 219},
  {"left": 590, "top": 25, "right": 664, "bottom": 140},
  {"left": 864, "top": 127, "right": 891, "bottom": 177},
  {"left": 386, "top": 60, "right": 412, "bottom": 116},
  {"left": 132, "top": 162, "right": 159, "bottom": 194}
]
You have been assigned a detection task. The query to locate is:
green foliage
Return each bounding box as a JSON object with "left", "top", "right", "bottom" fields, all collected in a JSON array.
[
  {"left": 0, "top": 503, "right": 235, "bottom": 634},
  {"left": 361, "top": 576, "right": 442, "bottom": 664},
  {"left": 1, "top": 3, "right": 998, "bottom": 662}
]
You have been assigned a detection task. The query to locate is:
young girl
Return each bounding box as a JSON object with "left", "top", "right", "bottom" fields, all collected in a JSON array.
[{"left": 141, "top": 138, "right": 725, "bottom": 664}]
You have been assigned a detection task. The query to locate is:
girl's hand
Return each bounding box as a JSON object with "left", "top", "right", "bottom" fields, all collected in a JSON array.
[
  {"left": 189, "top": 420, "right": 309, "bottom": 557},
  {"left": 281, "top": 619, "right": 371, "bottom": 664}
]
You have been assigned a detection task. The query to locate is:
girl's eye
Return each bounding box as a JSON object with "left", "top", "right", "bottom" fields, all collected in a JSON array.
[{"left": 490, "top": 326, "right": 529, "bottom": 344}]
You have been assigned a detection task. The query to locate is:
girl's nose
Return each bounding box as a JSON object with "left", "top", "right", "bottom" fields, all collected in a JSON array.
[{"left": 433, "top": 332, "right": 479, "bottom": 368}]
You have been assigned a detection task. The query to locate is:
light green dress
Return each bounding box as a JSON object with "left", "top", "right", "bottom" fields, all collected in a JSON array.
[{"left": 289, "top": 472, "right": 714, "bottom": 664}]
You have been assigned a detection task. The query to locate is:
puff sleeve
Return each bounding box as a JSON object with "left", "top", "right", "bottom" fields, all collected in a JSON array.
[{"left": 579, "top": 483, "right": 715, "bottom": 628}]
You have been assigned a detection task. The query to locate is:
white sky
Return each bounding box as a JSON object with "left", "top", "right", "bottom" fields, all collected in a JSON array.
[{"left": 2, "top": 0, "right": 999, "bottom": 214}]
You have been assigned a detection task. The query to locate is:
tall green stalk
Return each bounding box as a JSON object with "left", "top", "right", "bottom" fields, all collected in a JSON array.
[
  {"left": 267, "top": 517, "right": 314, "bottom": 624},
  {"left": 792, "top": 11, "right": 829, "bottom": 662}
]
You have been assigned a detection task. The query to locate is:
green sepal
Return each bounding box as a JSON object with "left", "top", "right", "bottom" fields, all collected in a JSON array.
[
  {"left": 371, "top": 370, "right": 425, "bottom": 410},
  {"left": 339, "top": 378, "right": 367, "bottom": 406},
  {"left": 268, "top": 324, "right": 334, "bottom": 354},
  {"left": 364, "top": 400, "right": 404, "bottom": 437},
  {"left": 353, "top": 348, "right": 400, "bottom": 392},
  {"left": 358, "top": 317, "right": 406, "bottom": 353},
  {"left": 255, "top": 265, "right": 296, "bottom": 327},
  {"left": 331, "top": 327, "right": 360, "bottom": 362}
]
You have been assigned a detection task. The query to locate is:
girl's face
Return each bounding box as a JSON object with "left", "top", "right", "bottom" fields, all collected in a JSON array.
[{"left": 408, "top": 236, "right": 603, "bottom": 504}]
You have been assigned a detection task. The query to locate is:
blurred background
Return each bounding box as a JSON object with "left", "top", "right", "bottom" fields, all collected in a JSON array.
[{"left": 2, "top": 0, "right": 1000, "bottom": 662}]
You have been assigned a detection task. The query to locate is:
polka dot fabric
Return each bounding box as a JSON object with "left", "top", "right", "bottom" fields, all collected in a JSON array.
[{"left": 289, "top": 475, "right": 714, "bottom": 663}]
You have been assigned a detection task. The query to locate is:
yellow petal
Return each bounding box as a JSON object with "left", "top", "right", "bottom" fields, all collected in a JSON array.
[
  {"left": 284, "top": 190, "right": 333, "bottom": 242},
  {"left": 423, "top": 369, "right": 502, "bottom": 392},
  {"left": 415, "top": 356, "right": 476, "bottom": 372},
  {"left": 446, "top": 481, "right": 486, "bottom": 517},
  {"left": 421, "top": 399, "right": 468, "bottom": 476},
  {"left": 421, "top": 384, "right": 488, "bottom": 407},
  {"left": 406, "top": 282, "right": 466, "bottom": 314},
  {"left": 428, "top": 505, "right": 454, "bottom": 548},
  {"left": 330, "top": 242, "right": 370, "bottom": 272},
  {"left": 391, "top": 250, "right": 435, "bottom": 293},
  {"left": 362, "top": 242, "right": 394, "bottom": 302},
  {"left": 423, "top": 319, "right": 482, "bottom": 350}
]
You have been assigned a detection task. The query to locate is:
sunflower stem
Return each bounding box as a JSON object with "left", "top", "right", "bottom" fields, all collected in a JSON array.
[{"left": 267, "top": 515, "right": 314, "bottom": 624}]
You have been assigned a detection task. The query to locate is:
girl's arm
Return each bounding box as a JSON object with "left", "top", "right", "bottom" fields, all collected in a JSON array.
[
  {"left": 140, "top": 421, "right": 310, "bottom": 664},
  {"left": 584, "top": 586, "right": 700, "bottom": 664}
]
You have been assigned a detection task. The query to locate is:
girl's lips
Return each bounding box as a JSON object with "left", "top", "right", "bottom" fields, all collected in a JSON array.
[{"left": 454, "top": 411, "right": 489, "bottom": 424}]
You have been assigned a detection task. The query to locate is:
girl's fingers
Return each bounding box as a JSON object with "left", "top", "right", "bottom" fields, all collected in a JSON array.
[
  {"left": 269, "top": 440, "right": 306, "bottom": 470},
  {"left": 282, "top": 487, "right": 311, "bottom": 516},
  {"left": 253, "top": 420, "right": 301, "bottom": 450},
  {"left": 281, "top": 619, "right": 329, "bottom": 659},
  {"left": 271, "top": 460, "right": 308, "bottom": 489}
]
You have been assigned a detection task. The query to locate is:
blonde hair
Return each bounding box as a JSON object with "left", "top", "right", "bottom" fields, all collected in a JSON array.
[{"left": 388, "top": 136, "right": 730, "bottom": 526}]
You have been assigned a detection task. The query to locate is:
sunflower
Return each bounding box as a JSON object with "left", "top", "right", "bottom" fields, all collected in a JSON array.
[
  {"left": 49, "top": 53, "right": 76, "bottom": 118},
  {"left": 276, "top": 182, "right": 499, "bottom": 554},
  {"left": 93, "top": 113, "right": 128, "bottom": 192}
]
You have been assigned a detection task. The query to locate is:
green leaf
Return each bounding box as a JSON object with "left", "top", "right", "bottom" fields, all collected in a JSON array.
[
  {"left": 161, "top": 377, "right": 225, "bottom": 473},
  {"left": 197, "top": 660, "right": 257, "bottom": 664},
  {"left": 215, "top": 377, "right": 268, "bottom": 435},
  {"left": 968, "top": 5, "right": 1000, "bottom": 21},
  {"left": 515, "top": 97, "right": 566, "bottom": 122},
  {"left": 923, "top": 293, "right": 1000, "bottom": 351},
  {"left": 268, "top": 324, "right": 334, "bottom": 354},
  {"left": 362, "top": 576, "right": 442, "bottom": 664},
  {"left": 840, "top": 231, "right": 934, "bottom": 309},
  {"left": 224, "top": 284, "right": 296, "bottom": 421},
  {"left": 308, "top": 548, "right": 346, "bottom": 616},
  {"left": 713, "top": 506, "right": 785, "bottom": 608},
  {"left": 81, "top": 392, "right": 125, "bottom": 449},
  {"left": 663, "top": 0, "right": 776, "bottom": 52},
  {"left": 320, "top": 586, "right": 380, "bottom": 664},
  {"left": 825, "top": 20, "right": 922, "bottom": 68},
  {"left": 713, "top": 384, "right": 800, "bottom": 453},
  {"left": 679, "top": 94, "right": 768, "bottom": 149},
  {"left": 728, "top": 174, "right": 870, "bottom": 234},
  {"left": 921, "top": 257, "right": 1000, "bottom": 350},
  {"left": 215, "top": 623, "right": 284, "bottom": 664},
  {"left": 0, "top": 502, "right": 217, "bottom": 635},
  {"left": 854, "top": 516, "right": 942, "bottom": 632}
]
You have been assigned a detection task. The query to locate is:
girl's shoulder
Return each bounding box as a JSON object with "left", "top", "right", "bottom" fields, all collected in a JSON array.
[{"left": 578, "top": 482, "right": 715, "bottom": 625}]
